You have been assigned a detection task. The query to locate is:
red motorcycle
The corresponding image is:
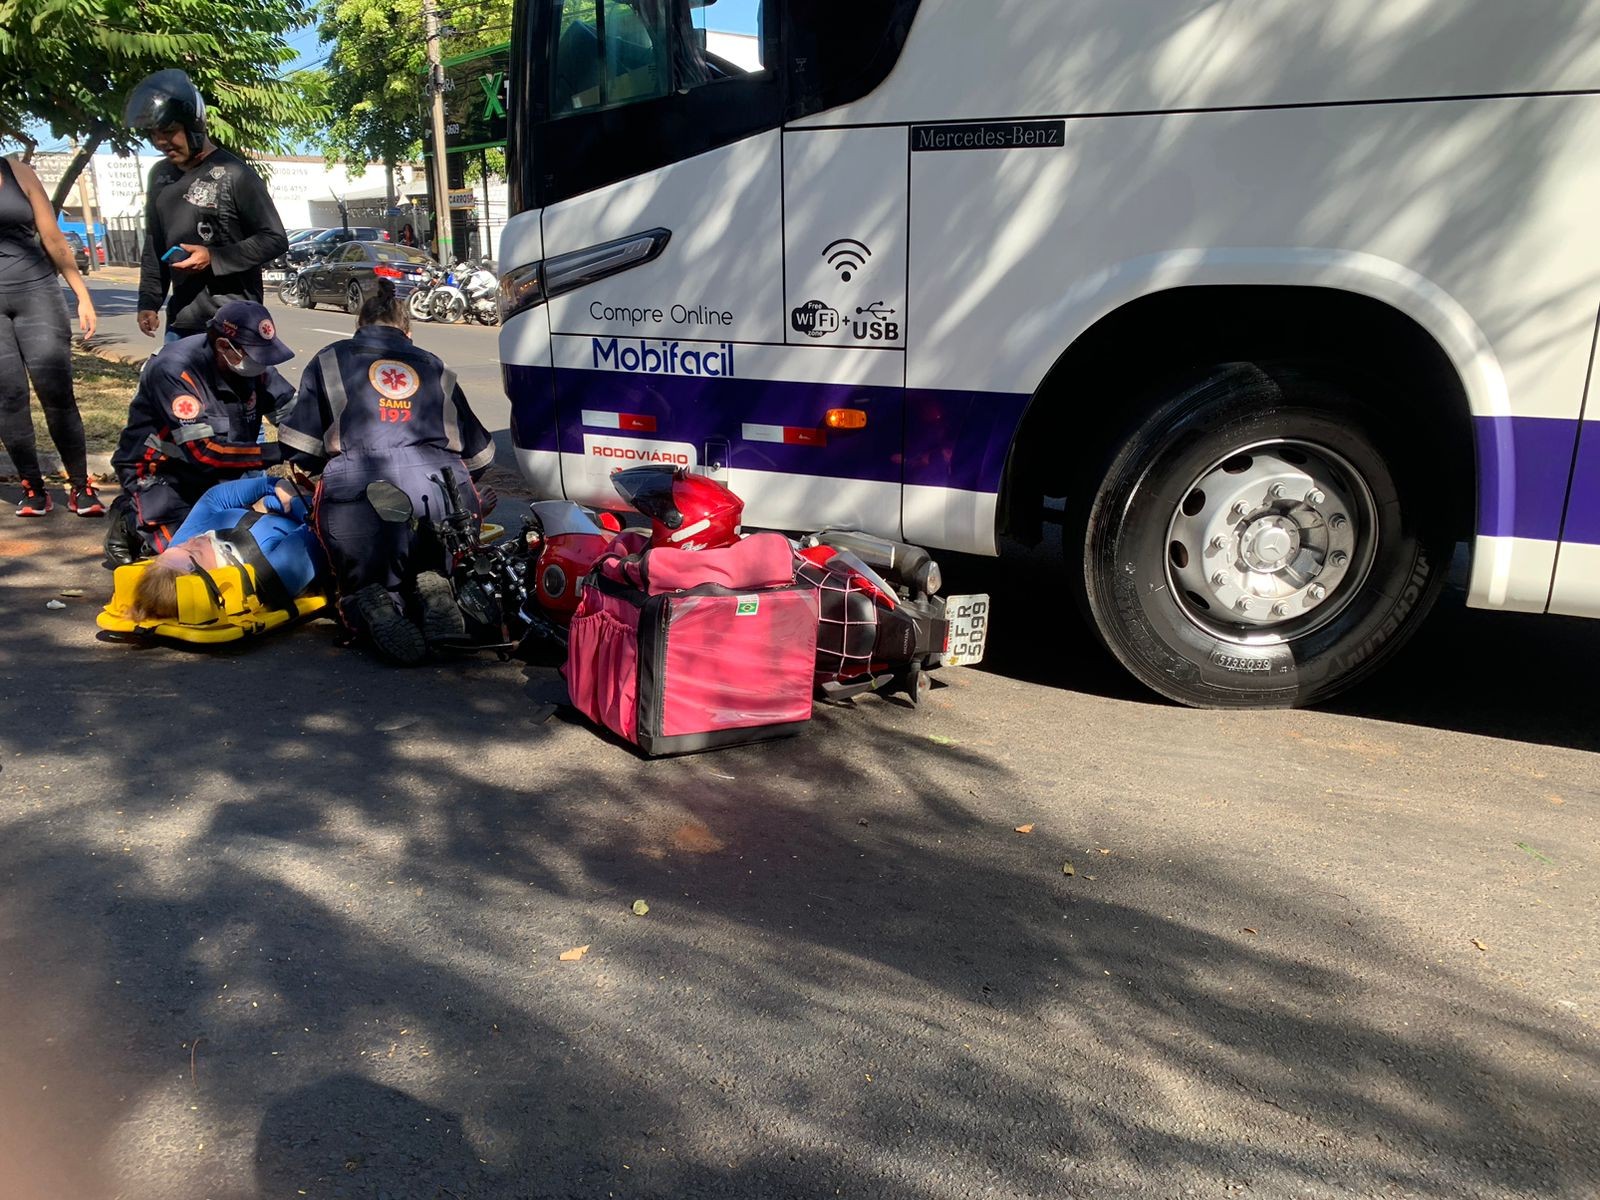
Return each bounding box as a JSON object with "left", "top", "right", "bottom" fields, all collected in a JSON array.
[{"left": 609, "top": 467, "right": 956, "bottom": 705}]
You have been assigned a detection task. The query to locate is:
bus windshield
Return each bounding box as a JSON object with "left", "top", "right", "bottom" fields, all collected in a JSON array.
[{"left": 549, "top": 0, "right": 763, "bottom": 117}]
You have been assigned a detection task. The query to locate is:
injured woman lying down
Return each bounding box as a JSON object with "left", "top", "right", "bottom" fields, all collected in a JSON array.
[{"left": 128, "top": 476, "right": 325, "bottom": 621}]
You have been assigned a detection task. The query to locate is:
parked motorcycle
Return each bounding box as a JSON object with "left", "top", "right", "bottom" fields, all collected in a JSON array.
[
  {"left": 457, "top": 259, "right": 500, "bottom": 325},
  {"left": 278, "top": 267, "right": 310, "bottom": 308},
  {"left": 406, "top": 262, "right": 448, "bottom": 323},
  {"left": 429, "top": 263, "right": 469, "bottom": 325}
]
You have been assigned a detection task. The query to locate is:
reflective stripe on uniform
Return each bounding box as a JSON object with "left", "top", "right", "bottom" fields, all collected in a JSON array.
[
  {"left": 277, "top": 424, "right": 325, "bottom": 455},
  {"left": 318, "top": 347, "right": 347, "bottom": 455},
  {"left": 462, "top": 442, "right": 495, "bottom": 473},
  {"left": 170, "top": 423, "right": 218, "bottom": 444},
  {"left": 143, "top": 432, "right": 186, "bottom": 460},
  {"left": 440, "top": 367, "right": 461, "bottom": 454}
]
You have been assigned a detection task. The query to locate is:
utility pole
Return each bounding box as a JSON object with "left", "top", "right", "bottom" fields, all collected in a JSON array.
[{"left": 423, "top": 0, "right": 454, "bottom": 264}]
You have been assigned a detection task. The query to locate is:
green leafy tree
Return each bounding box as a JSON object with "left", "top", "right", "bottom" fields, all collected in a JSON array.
[
  {"left": 304, "top": 0, "right": 511, "bottom": 175},
  {"left": 0, "top": 0, "right": 328, "bottom": 208}
]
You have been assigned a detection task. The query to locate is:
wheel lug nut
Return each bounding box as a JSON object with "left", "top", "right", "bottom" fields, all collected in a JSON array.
[
  {"left": 1306, "top": 488, "right": 1326, "bottom": 505},
  {"left": 1329, "top": 514, "right": 1348, "bottom": 531},
  {"left": 1308, "top": 583, "right": 1327, "bottom": 602},
  {"left": 1236, "top": 597, "right": 1254, "bottom": 613},
  {"left": 1230, "top": 502, "right": 1250, "bottom": 520},
  {"left": 1330, "top": 550, "right": 1349, "bottom": 568},
  {"left": 1271, "top": 601, "right": 1291, "bottom": 617},
  {"left": 1211, "top": 571, "right": 1229, "bottom": 587},
  {"left": 1268, "top": 483, "right": 1287, "bottom": 500},
  {"left": 1209, "top": 536, "right": 1229, "bottom": 552}
]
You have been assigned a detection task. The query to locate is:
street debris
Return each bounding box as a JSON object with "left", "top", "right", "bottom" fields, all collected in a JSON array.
[
  {"left": 631, "top": 900, "right": 650, "bottom": 916},
  {"left": 559, "top": 945, "right": 591, "bottom": 962},
  {"left": 1242, "top": 928, "right": 1258, "bottom": 936},
  {"left": 45, "top": 599, "right": 66, "bottom": 610},
  {"left": 59, "top": 588, "right": 85, "bottom": 598},
  {"left": 1515, "top": 842, "right": 1554, "bottom": 864},
  {"left": 1015, "top": 823, "right": 1034, "bottom": 834},
  {"left": 1062, "top": 862, "right": 1075, "bottom": 876},
  {"left": 1472, "top": 938, "right": 1489, "bottom": 952},
  {"left": 375, "top": 715, "right": 419, "bottom": 732}
]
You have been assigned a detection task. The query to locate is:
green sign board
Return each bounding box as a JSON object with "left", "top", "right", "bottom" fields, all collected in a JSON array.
[{"left": 430, "top": 42, "right": 512, "bottom": 156}]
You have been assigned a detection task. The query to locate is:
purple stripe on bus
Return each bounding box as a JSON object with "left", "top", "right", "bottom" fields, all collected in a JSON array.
[
  {"left": 507, "top": 365, "right": 1031, "bottom": 494},
  {"left": 905, "top": 387, "right": 1030, "bottom": 495},
  {"left": 1560, "top": 420, "right": 1600, "bottom": 545},
  {"left": 1474, "top": 415, "right": 1580, "bottom": 542},
  {"left": 508, "top": 377, "right": 1599, "bottom": 543}
]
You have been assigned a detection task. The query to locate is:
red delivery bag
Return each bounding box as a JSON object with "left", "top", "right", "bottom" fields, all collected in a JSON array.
[{"left": 563, "top": 532, "right": 820, "bottom": 756}]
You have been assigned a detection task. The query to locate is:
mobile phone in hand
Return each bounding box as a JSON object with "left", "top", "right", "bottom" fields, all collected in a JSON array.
[{"left": 161, "top": 246, "right": 185, "bottom": 264}]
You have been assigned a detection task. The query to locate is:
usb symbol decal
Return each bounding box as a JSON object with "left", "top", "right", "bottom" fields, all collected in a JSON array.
[{"left": 823, "top": 238, "right": 871, "bottom": 282}]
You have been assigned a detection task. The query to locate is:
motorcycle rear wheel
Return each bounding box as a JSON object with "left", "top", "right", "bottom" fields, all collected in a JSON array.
[{"left": 408, "top": 289, "right": 434, "bottom": 322}]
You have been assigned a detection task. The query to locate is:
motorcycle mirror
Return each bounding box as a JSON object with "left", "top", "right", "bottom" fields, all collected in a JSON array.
[{"left": 365, "top": 480, "right": 414, "bottom": 523}]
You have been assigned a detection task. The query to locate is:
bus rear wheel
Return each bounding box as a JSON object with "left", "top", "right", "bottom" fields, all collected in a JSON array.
[{"left": 1082, "top": 362, "right": 1451, "bottom": 708}]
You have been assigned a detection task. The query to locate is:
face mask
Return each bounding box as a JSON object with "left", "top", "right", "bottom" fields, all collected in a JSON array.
[{"left": 217, "top": 338, "right": 267, "bottom": 378}]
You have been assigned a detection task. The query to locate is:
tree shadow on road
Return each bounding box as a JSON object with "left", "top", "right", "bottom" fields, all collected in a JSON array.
[{"left": 1, "top": 547, "right": 1597, "bottom": 1199}]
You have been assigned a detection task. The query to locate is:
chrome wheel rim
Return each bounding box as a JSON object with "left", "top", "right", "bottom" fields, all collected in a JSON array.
[{"left": 1163, "top": 438, "right": 1378, "bottom": 645}]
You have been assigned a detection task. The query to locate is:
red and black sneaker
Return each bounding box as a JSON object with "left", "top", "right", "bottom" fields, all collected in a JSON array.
[
  {"left": 68, "top": 482, "right": 106, "bottom": 517},
  {"left": 15, "top": 481, "right": 52, "bottom": 517}
]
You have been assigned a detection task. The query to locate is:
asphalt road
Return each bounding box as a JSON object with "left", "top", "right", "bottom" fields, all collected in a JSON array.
[
  {"left": 6, "top": 272, "right": 1600, "bottom": 1198},
  {"left": 1, "top": 498, "right": 1597, "bottom": 1198}
]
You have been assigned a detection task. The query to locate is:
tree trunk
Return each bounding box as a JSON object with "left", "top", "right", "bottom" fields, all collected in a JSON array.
[{"left": 50, "top": 123, "right": 108, "bottom": 211}]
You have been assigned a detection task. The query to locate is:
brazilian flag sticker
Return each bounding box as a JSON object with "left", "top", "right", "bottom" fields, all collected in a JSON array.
[{"left": 735, "top": 595, "right": 760, "bottom": 616}]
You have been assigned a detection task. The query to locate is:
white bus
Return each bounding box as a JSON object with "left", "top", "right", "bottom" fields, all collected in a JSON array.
[{"left": 496, "top": 0, "right": 1600, "bottom": 708}]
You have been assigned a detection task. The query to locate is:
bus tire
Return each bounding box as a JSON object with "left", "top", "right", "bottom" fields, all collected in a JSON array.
[{"left": 1082, "top": 362, "right": 1451, "bottom": 708}]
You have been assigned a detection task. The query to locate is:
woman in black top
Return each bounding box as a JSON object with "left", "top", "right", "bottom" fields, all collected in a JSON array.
[{"left": 0, "top": 154, "right": 102, "bottom": 517}]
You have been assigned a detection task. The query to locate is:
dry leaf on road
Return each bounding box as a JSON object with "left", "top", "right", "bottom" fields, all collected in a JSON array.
[
  {"left": 631, "top": 900, "right": 650, "bottom": 916},
  {"left": 559, "top": 945, "right": 591, "bottom": 962},
  {"left": 1015, "top": 824, "right": 1034, "bottom": 834},
  {"left": 1471, "top": 938, "right": 1489, "bottom": 952},
  {"left": 1062, "top": 862, "right": 1075, "bottom": 876}
]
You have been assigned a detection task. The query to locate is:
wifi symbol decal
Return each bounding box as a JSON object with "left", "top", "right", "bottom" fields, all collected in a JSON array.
[{"left": 823, "top": 238, "right": 871, "bottom": 282}]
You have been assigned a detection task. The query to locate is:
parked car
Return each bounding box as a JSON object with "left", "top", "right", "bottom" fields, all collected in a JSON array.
[
  {"left": 62, "top": 230, "right": 90, "bottom": 274},
  {"left": 265, "top": 226, "right": 392, "bottom": 283},
  {"left": 285, "top": 227, "right": 326, "bottom": 247},
  {"left": 287, "top": 242, "right": 433, "bottom": 313}
]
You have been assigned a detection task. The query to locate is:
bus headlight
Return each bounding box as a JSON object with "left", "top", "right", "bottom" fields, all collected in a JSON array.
[{"left": 498, "top": 262, "right": 544, "bottom": 322}]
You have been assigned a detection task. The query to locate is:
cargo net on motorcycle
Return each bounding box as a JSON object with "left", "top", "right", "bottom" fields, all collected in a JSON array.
[{"left": 796, "top": 555, "right": 887, "bottom": 685}]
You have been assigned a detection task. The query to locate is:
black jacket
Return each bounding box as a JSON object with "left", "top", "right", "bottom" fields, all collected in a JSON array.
[{"left": 138, "top": 147, "right": 288, "bottom": 333}]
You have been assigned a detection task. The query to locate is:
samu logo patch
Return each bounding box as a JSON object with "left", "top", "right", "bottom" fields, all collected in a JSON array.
[{"left": 369, "top": 359, "right": 420, "bottom": 401}]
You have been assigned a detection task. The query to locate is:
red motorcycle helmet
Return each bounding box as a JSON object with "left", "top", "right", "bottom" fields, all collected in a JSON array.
[{"left": 610, "top": 466, "right": 744, "bottom": 550}]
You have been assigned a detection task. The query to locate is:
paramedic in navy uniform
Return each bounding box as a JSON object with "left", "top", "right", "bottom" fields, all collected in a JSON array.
[
  {"left": 279, "top": 280, "right": 496, "bottom": 665},
  {"left": 125, "top": 69, "right": 288, "bottom": 342},
  {"left": 107, "top": 300, "right": 295, "bottom": 560}
]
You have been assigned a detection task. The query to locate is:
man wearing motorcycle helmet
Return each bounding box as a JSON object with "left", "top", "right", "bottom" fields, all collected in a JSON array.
[
  {"left": 610, "top": 466, "right": 744, "bottom": 551},
  {"left": 125, "top": 70, "right": 288, "bottom": 341}
]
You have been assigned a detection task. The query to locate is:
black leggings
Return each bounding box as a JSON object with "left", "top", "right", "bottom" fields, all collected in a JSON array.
[{"left": 0, "top": 283, "right": 87, "bottom": 486}]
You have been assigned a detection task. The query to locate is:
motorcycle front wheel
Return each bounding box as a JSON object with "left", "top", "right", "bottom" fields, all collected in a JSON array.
[{"left": 433, "top": 291, "right": 466, "bottom": 324}]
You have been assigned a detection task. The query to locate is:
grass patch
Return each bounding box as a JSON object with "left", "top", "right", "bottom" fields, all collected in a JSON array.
[{"left": 28, "top": 348, "right": 139, "bottom": 455}]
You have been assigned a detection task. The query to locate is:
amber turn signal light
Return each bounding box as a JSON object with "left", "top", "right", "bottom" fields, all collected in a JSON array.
[{"left": 825, "top": 408, "right": 868, "bottom": 430}]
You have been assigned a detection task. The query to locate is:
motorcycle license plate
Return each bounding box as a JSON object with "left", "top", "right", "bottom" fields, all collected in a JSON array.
[
  {"left": 943, "top": 593, "right": 990, "bottom": 667},
  {"left": 264, "top": 271, "right": 285, "bottom": 283}
]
